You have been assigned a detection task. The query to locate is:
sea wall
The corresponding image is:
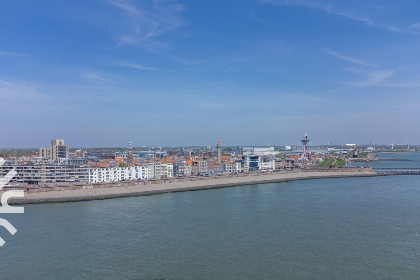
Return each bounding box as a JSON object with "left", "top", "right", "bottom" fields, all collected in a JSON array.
[
  {"left": 7, "top": 169, "right": 378, "bottom": 205},
  {"left": 1, "top": 168, "right": 370, "bottom": 195}
]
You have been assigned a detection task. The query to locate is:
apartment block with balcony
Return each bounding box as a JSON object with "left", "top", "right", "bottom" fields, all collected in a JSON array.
[
  {"left": 0, "top": 165, "right": 89, "bottom": 184},
  {"left": 88, "top": 166, "right": 148, "bottom": 183}
]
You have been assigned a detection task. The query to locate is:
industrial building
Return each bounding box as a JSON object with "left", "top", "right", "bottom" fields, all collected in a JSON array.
[{"left": 236, "top": 147, "right": 278, "bottom": 156}]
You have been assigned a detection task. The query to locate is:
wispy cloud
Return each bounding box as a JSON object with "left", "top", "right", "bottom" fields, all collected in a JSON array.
[
  {"left": 0, "top": 79, "right": 49, "bottom": 101},
  {"left": 107, "top": 0, "right": 186, "bottom": 48},
  {"left": 347, "top": 69, "right": 394, "bottom": 87},
  {"left": 106, "top": 0, "right": 140, "bottom": 15},
  {"left": 331, "top": 67, "right": 395, "bottom": 89},
  {"left": 0, "top": 51, "right": 25, "bottom": 56},
  {"left": 261, "top": 0, "right": 372, "bottom": 23},
  {"left": 322, "top": 49, "right": 377, "bottom": 68},
  {"left": 410, "top": 22, "right": 420, "bottom": 29},
  {"left": 247, "top": 10, "right": 272, "bottom": 25},
  {"left": 83, "top": 71, "right": 110, "bottom": 84},
  {"left": 261, "top": 0, "right": 419, "bottom": 35},
  {"left": 111, "top": 60, "right": 159, "bottom": 71}
]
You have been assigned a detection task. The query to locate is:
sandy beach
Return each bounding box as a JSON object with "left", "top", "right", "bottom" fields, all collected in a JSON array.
[{"left": 9, "top": 170, "right": 378, "bottom": 205}]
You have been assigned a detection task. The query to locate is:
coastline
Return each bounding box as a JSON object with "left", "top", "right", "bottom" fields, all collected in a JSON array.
[
  {"left": 349, "top": 152, "right": 412, "bottom": 162},
  {"left": 10, "top": 170, "right": 380, "bottom": 205}
]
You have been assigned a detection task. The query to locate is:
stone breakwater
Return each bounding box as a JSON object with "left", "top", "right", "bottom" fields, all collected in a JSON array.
[
  {"left": 8, "top": 169, "right": 378, "bottom": 205},
  {"left": 349, "top": 152, "right": 412, "bottom": 162}
]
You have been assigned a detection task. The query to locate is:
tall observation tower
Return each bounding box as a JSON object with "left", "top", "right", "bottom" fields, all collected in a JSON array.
[{"left": 300, "top": 133, "right": 309, "bottom": 168}]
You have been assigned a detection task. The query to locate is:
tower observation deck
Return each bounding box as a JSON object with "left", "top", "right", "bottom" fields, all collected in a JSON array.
[{"left": 300, "top": 133, "right": 310, "bottom": 168}]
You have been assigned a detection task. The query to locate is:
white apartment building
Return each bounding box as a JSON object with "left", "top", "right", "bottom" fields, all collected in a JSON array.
[
  {"left": 224, "top": 162, "right": 237, "bottom": 174},
  {"left": 147, "top": 162, "right": 173, "bottom": 179},
  {"left": 89, "top": 166, "right": 148, "bottom": 184},
  {"left": 258, "top": 159, "right": 275, "bottom": 171}
]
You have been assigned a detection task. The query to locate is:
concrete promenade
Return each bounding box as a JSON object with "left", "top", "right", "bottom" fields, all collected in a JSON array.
[{"left": 10, "top": 169, "right": 378, "bottom": 205}]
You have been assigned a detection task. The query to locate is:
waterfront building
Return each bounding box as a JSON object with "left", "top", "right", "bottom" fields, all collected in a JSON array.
[
  {"left": 147, "top": 162, "right": 173, "bottom": 179},
  {"left": 243, "top": 155, "right": 260, "bottom": 171},
  {"left": 237, "top": 160, "right": 249, "bottom": 173},
  {"left": 0, "top": 165, "right": 89, "bottom": 184},
  {"left": 258, "top": 158, "right": 275, "bottom": 171},
  {"left": 224, "top": 162, "right": 236, "bottom": 173},
  {"left": 192, "top": 160, "right": 224, "bottom": 175},
  {"left": 173, "top": 162, "right": 193, "bottom": 177},
  {"left": 275, "top": 158, "right": 294, "bottom": 170},
  {"left": 223, "top": 161, "right": 242, "bottom": 173},
  {"left": 88, "top": 166, "right": 148, "bottom": 183}
]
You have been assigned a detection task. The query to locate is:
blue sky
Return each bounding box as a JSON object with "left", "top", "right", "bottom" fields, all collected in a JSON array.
[{"left": 1, "top": 0, "right": 420, "bottom": 148}]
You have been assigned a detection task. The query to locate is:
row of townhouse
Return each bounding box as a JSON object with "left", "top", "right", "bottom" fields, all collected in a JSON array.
[
  {"left": 89, "top": 162, "right": 175, "bottom": 183},
  {"left": 88, "top": 166, "right": 148, "bottom": 183},
  {"left": 1, "top": 156, "right": 295, "bottom": 185},
  {"left": 172, "top": 156, "right": 293, "bottom": 177}
]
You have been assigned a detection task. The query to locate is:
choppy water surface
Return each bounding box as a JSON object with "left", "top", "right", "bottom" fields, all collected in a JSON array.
[{"left": 1, "top": 155, "right": 420, "bottom": 279}]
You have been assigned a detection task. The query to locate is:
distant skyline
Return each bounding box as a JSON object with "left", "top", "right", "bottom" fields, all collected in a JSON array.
[{"left": 2, "top": 0, "right": 420, "bottom": 148}]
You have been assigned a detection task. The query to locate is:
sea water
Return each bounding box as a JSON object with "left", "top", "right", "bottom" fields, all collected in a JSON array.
[{"left": 1, "top": 155, "right": 420, "bottom": 279}]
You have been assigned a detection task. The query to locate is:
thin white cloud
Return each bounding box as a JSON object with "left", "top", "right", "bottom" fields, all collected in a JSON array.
[
  {"left": 261, "top": 0, "right": 372, "bottom": 23},
  {"left": 112, "top": 60, "right": 159, "bottom": 71},
  {"left": 354, "top": 69, "right": 394, "bottom": 86},
  {"left": 0, "top": 51, "right": 25, "bottom": 56},
  {"left": 0, "top": 79, "right": 49, "bottom": 101},
  {"left": 106, "top": 0, "right": 139, "bottom": 15},
  {"left": 335, "top": 68, "right": 395, "bottom": 88},
  {"left": 107, "top": 0, "right": 186, "bottom": 48},
  {"left": 410, "top": 22, "right": 420, "bottom": 29},
  {"left": 261, "top": 0, "right": 418, "bottom": 35},
  {"left": 322, "top": 49, "right": 377, "bottom": 68},
  {"left": 248, "top": 10, "right": 272, "bottom": 25},
  {"left": 84, "top": 72, "right": 110, "bottom": 83}
]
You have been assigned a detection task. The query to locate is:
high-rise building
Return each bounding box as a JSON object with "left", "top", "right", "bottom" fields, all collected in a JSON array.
[{"left": 39, "top": 139, "right": 69, "bottom": 161}]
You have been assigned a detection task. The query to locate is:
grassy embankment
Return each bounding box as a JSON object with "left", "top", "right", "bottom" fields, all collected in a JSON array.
[{"left": 318, "top": 158, "right": 347, "bottom": 167}]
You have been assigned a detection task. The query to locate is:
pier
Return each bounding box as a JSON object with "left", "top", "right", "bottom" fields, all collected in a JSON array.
[{"left": 374, "top": 168, "right": 420, "bottom": 174}]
